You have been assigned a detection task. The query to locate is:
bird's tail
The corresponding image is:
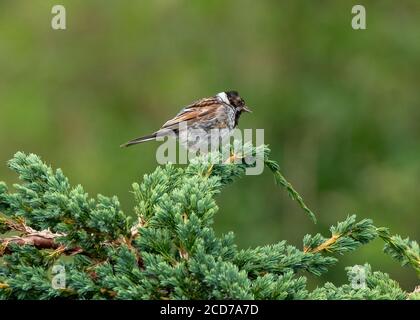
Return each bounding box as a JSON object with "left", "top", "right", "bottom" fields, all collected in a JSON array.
[{"left": 120, "top": 133, "right": 157, "bottom": 147}]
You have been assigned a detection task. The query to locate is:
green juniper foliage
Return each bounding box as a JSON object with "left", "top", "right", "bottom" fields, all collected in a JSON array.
[{"left": 0, "top": 146, "right": 418, "bottom": 300}]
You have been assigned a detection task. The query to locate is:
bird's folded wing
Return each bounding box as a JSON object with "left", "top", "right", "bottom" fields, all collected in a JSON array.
[{"left": 161, "top": 98, "right": 223, "bottom": 129}]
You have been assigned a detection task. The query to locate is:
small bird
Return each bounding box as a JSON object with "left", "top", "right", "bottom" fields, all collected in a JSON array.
[{"left": 120, "top": 91, "right": 252, "bottom": 152}]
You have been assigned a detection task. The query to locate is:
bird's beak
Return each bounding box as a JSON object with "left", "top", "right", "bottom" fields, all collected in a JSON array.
[{"left": 243, "top": 105, "right": 252, "bottom": 113}]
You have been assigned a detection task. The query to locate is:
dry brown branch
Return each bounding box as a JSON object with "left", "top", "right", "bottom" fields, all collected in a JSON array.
[
  {"left": 1, "top": 216, "right": 70, "bottom": 256},
  {"left": 304, "top": 234, "right": 340, "bottom": 254},
  {"left": 0, "top": 215, "right": 143, "bottom": 259}
]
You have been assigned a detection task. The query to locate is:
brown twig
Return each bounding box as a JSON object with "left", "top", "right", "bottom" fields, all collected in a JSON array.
[
  {"left": 1, "top": 215, "right": 144, "bottom": 260},
  {"left": 304, "top": 234, "right": 340, "bottom": 254},
  {"left": 0, "top": 216, "right": 75, "bottom": 256},
  {"left": 0, "top": 282, "right": 9, "bottom": 289},
  {"left": 0, "top": 230, "right": 82, "bottom": 256},
  {"left": 0, "top": 216, "right": 37, "bottom": 234}
]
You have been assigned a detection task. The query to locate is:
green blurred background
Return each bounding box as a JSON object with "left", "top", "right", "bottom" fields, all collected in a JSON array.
[{"left": 0, "top": 1, "right": 419, "bottom": 290}]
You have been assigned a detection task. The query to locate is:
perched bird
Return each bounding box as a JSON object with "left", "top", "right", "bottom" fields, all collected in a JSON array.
[{"left": 120, "top": 91, "right": 252, "bottom": 152}]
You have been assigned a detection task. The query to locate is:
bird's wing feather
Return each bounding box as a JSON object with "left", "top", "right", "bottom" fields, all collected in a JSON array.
[{"left": 161, "top": 97, "right": 224, "bottom": 129}]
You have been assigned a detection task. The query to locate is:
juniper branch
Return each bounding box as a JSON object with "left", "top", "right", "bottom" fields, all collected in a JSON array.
[
  {"left": 0, "top": 214, "right": 142, "bottom": 258},
  {"left": 0, "top": 150, "right": 418, "bottom": 300},
  {"left": 303, "top": 215, "right": 377, "bottom": 255},
  {"left": 206, "top": 143, "right": 318, "bottom": 223},
  {"left": 270, "top": 166, "right": 317, "bottom": 224},
  {"left": 377, "top": 227, "right": 420, "bottom": 276}
]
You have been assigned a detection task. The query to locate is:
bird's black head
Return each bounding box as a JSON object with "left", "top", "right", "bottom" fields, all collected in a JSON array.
[{"left": 219, "top": 90, "right": 252, "bottom": 113}]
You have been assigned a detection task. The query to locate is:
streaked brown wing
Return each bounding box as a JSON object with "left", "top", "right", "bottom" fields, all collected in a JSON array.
[{"left": 161, "top": 97, "right": 222, "bottom": 129}]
